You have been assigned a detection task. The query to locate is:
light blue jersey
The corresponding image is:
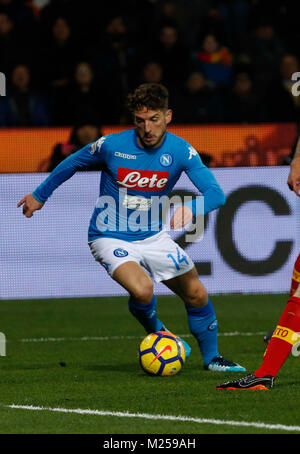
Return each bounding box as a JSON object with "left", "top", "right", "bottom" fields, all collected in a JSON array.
[{"left": 33, "top": 129, "right": 225, "bottom": 241}]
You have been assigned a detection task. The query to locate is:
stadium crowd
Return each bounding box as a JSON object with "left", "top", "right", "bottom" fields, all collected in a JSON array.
[{"left": 0, "top": 0, "right": 300, "bottom": 128}]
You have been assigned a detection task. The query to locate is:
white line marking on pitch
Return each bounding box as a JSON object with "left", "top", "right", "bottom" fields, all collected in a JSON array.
[
  {"left": 18, "top": 331, "right": 265, "bottom": 343},
  {"left": 6, "top": 404, "right": 300, "bottom": 433}
]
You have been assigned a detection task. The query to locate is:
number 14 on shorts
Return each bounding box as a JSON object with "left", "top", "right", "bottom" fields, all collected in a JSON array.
[{"left": 167, "top": 247, "right": 189, "bottom": 270}]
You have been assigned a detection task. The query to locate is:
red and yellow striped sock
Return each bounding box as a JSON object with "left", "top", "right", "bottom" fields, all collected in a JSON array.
[{"left": 255, "top": 296, "right": 300, "bottom": 378}]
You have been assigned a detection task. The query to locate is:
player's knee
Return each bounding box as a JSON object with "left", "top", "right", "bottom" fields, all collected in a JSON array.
[
  {"left": 131, "top": 280, "right": 154, "bottom": 304},
  {"left": 185, "top": 285, "right": 208, "bottom": 308}
]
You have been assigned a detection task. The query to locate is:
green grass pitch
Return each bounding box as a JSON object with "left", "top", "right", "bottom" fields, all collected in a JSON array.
[{"left": 0, "top": 293, "right": 299, "bottom": 434}]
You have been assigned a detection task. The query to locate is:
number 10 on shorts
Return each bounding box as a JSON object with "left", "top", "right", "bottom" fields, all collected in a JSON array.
[{"left": 167, "top": 247, "right": 189, "bottom": 270}]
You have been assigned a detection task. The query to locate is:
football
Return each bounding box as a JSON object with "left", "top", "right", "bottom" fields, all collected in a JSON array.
[{"left": 139, "top": 331, "right": 186, "bottom": 376}]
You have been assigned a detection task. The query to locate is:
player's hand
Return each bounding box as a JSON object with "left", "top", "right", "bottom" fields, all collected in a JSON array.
[
  {"left": 288, "top": 156, "right": 300, "bottom": 197},
  {"left": 170, "top": 206, "right": 193, "bottom": 229},
  {"left": 17, "top": 193, "right": 44, "bottom": 218}
]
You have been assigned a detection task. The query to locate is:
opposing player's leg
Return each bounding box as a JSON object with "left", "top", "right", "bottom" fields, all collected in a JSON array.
[
  {"left": 163, "top": 267, "right": 246, "bottom": 372},
  {"left": 254, "top": 283, "right": 300, "bottom": 378},
  {"left": 290, "top": 254, "right": 300, "bottom": 297},
  {"left": 264, "top": 253, "right": 300, "bottom": 345},
  {"left": 217, "top": 283, "right": 300, "bottom": 390}
]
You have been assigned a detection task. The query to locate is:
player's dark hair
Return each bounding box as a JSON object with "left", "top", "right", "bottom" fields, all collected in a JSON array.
[{"left": 127, "top": 83, "right": 169, "bottom": 112}]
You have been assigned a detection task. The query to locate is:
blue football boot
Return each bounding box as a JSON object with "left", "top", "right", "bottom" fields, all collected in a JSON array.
[
  {"left": 205, "top": 355, "right": 246, "bottom": 372},
  {"left": 162, "top": 326, "right": 191, "bottom": 359},
  {"left": 177, "top": 336, "right": 191, "bottom": 359}
]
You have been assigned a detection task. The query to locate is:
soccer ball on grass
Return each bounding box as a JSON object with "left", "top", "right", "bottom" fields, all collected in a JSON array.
[{"left": 139, "top": 331, "right": 185, "bottom": 376}]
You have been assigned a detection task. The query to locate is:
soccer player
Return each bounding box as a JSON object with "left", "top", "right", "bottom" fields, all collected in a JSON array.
[
  {"left": 217, "top": 137, "right": 300, "bottom": 390},
  {"left": 18, "top": 83, "right": 245, "bottom": 372}
]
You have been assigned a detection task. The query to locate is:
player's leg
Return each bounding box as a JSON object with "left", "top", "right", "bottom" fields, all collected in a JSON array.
[
  {"left": 162, "top": 267, "right": 217, "bottom": 366},
  {"left": 141, "top": 230, "right": 244, "bottom": 370},
  {"left": 89, "top": 238, "right": 165, "bottom": 334},
  {"left": 264, "top": 253, "right": 300, "bottom": 344},
  {"left": 138, "top": 231, "right": 197, "bottom": 356},
  {"left": 112, "top": 261, "right": 165, "bottom": 334},
  {"left": 217, "top": 283, "right": 300, "bottom": 390},
  {"left": 163, "top": 267, "right": 245, "bottom": 371},
  {"left": 254, "top": 283, "right": 300, "bottom": 378},
  {"left": 114, "top": 263, "right": 191, "bottom": 357},
  {"left": 290, "top": 254, "right": 300, "bottom": 296}
]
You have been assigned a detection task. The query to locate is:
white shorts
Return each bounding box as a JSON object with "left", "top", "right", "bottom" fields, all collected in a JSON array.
[{"left": 88, "top": 230, "right": 194, "bottom": 282}]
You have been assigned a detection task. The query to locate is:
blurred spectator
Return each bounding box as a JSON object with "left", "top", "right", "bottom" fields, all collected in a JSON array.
[
  {"left": 147, "top": 22, "right": 190, "bottom": 88},
  {"left": 90, "top": 14, "right": 139, "bottom": 122},
  {"left": 240, "top": 135, "right": 266, "bottom": 166},
  {"left": 152, "top": 1, "right": 186, "bottom": 40},
  {"left": 140, "top": 61, "right": 164, "bottom": 85},
  {"left": 52, "top": 61, "right": 114, "bottom": 126},
  {"left": 199, "top": 152, "right": 214, "bottom": 167},
  {"left": 0, "top": 10, "right": 25, "bottom": 74},
  {"left": 222, "top": 152, "right": 243, "bottom": 167},
  {"left": 27, "top": 1, "right": 51, "bottom": 18},
  {"left": 0, "top": 0, "right": 38, "bottom": 41},
  {"left": 38, "top": 16, "right": 80, "bottom": 94},
  {"left": 154, "top": 1, "right": 183, "bottom": 27},
  {"left": 41, "top": 122, "right": 103, "bottom": 172},
  {"left": 265, "top": 54, "right": 300, "bottom": 122},
  {"left": 280, "top": 1, "right": 300, "bottom": 61},
  {"left": 170, "top": 71, "right": 217, "bottom": 124},
  {"left": 244, "top": 19, "right": 285, "bottom": 90},
  {"left": 0, "top": 63, "right": 50, "bottom": 126},
  {"left": 0, "top": 0, "right": 298, "bottom": 130},
  {"left": 220, "top": 135, "right": 264, "bottom": 167},
  {"left": 191, "top": 32, "right": 233, "bottom": 86},
  {"left": 168, "top": 0, "right": 212, "bottom": 48},
  {"left": 209, "top": 67, "right": 269, "bottom": 123},
  {"left": 208, "top": 1, "right": 250, "bottom": 52},
  {"left": 120, "top": 60, "right": 166, "bottom": 125},
  {"left": 38, "top": 0, "right": 80, "bottom": 34},
  {"left": 100, "top": 0, "right": 158, "bottom": 51}
]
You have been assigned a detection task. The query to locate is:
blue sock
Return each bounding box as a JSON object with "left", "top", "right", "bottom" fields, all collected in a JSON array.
[
  {"left": 186, "top": 299, "right": 219, "bottom": 366},
  {"left": 128, "top": 295, "right": 164, "bottom": 334}
]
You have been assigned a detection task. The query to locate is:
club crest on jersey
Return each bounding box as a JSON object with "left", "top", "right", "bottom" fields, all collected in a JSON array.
[
  {"left": 113, "top": 248, "right": 129, "bottom": 257},
  {"left": 117, "top": 168, "right": 169, "bottom": 191},
  {"left": 159, "top": 153, "right": 173, "bottom": 167}
]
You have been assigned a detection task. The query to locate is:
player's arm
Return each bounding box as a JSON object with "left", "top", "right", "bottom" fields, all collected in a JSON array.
[
  {"left": 288, "top": 136, "right": 300, "bottom": 196},
  {"left": 17, "top": 139, "right": 106, "bottom": 217},
  {"left": 17, "top": 193, "right": 44, "bottom": 218},
  {"left": 171, "top": 147, "right": 225, "bottom": 229}
]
